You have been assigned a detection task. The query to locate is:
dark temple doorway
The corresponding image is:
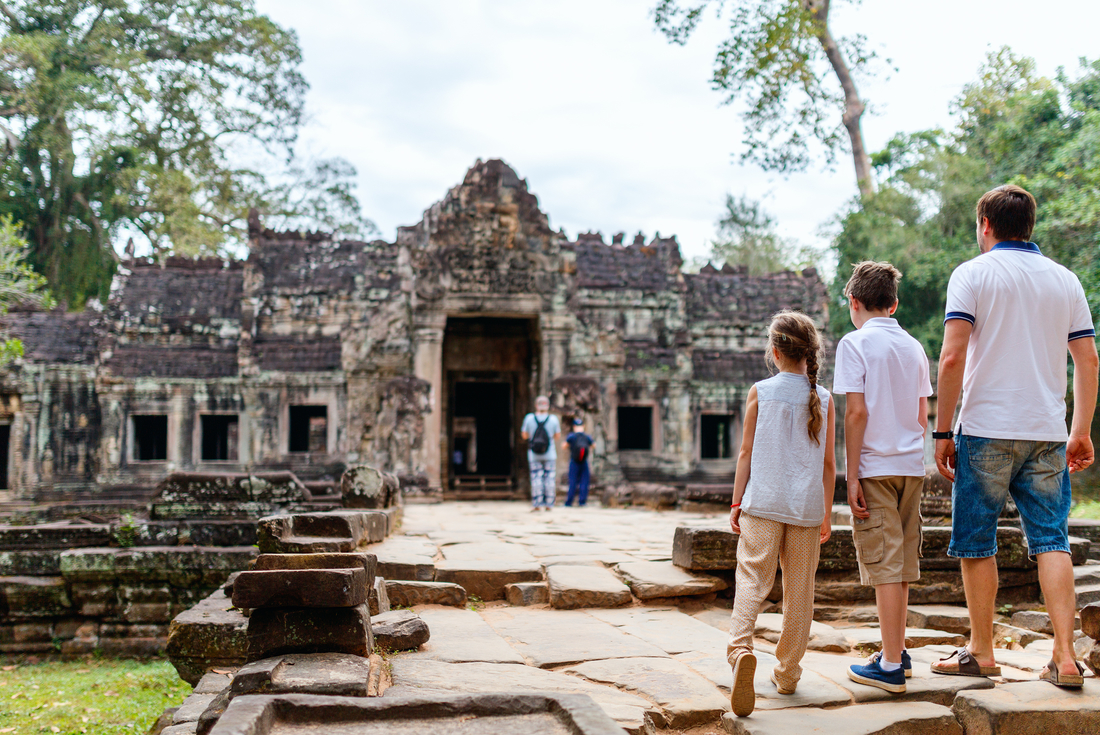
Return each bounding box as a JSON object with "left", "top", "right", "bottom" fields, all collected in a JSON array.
[
  {"left": 0, "top": 424, "right": 8, "bottom": 489},
  {"left": 442, "top": 316, "right": 538, "bottom": 499}
]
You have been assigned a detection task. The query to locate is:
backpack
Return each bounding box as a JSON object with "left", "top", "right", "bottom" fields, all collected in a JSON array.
[
  {"left": 570, "top": 433, "right": 592, "bottom": 463},
  {"left": 529, "top": 415, "right": 551, "bottom": 455}
]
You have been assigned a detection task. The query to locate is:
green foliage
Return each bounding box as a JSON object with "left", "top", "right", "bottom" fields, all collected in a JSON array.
[
  {"left": 708, "top": 194, "right": 821, "bottom": 275},
  {"left": 0, "top": 656, "right": 191, "bottom": 733},
  {"left": 0, "top": 214, "right": 52, "bottom": 364},
  {"left": 0, "top": 1, "right": 374, "bottom": 308},
  {"left": 831, "top": 49, "right": 1100, "bottom": 355}
]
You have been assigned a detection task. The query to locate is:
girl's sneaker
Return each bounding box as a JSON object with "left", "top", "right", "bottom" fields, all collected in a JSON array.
[
  {"left": 848, "top": 656, "right": 906, "bottom": 693},
  {"left": 729, "top": 651, "right": 757, "bottom": 717}
]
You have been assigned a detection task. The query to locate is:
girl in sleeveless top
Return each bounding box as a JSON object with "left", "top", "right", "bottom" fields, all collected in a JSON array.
[{"left": 726, "top": 311, "right": 836, "bottom": 717}]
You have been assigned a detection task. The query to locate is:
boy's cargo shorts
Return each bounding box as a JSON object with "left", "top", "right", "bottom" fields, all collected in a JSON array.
[{"left": 852, "top": 475, "right": 924, "bottom": 586}]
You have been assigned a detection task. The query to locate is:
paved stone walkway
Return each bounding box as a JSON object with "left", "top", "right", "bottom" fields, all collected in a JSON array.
[{"left": 374, "top": 502, "right": 1099, "bottom": 735}]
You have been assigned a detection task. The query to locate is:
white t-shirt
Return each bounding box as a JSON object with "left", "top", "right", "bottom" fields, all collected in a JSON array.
[
  {"left": 833, "top": 318, "right": 932, "bottom": 478},
  {"left": 521, "top": 412, "right": 561, "bottom": 459},
  {"left": 944, "top": 241, "right": 1095, "bottom": 441}
]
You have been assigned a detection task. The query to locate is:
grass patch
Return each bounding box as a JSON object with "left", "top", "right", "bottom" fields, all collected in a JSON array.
[
  {"left": 1071, "top": 498, "right": 1100, "bottom": 520},
  {"left": 0, "top": 657, "right": 191, "bottom": 734}
]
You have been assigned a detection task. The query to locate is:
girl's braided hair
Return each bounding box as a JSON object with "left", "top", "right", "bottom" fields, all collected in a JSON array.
[{"left": 765, "top": 310, "right": 825, "bottom": 444}]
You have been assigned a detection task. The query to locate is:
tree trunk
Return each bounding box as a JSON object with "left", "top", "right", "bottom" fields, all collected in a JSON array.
[{"left": 805, "top": 0, "right": 874, "bottom": 198}]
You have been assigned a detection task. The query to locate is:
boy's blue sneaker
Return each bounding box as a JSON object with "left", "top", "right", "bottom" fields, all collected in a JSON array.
[
  {"left": 848, "top": 656, "right": 906, "bottom": 693},
  {"left": 869, "top": 650, "right": 912, "bottom": 678}
]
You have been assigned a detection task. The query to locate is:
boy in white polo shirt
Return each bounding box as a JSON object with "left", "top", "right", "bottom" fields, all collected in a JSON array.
[{"left": 833, "top": 261, "right": 932, "bottom": 693}]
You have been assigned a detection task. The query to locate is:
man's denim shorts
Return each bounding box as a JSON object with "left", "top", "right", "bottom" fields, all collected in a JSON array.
[{"left": 949, "top": 434, "right": 1071, "bottom": 560}]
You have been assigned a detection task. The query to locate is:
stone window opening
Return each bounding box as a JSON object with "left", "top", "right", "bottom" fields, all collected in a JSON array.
[
  {"left": 289, "top": 405, "right": 328, "bottom": 453},
  {"left": 201, "top": 414, "right": 239, "bottom": 461},
  {"left": 617, "top": 406, "right": 653, "bottom": 451},
  {"left": 700, "top": 413, "right": 737, "bottom": 460},
  {"left": 132, "top": 415, "right": 169, "bottom": 461}
]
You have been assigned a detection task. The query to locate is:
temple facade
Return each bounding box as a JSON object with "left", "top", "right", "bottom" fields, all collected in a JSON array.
[{"left": 0, "top": 159, "right": 828, "bottom": 500}]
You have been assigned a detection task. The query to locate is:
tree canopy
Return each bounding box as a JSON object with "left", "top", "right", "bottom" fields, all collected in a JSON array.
[
  {"left": 0, "top": 214, "right": 52, "bottom": 363},
  {"left": 831, "top": 49, "right": 1100, "bottom": 355},
  {"left": 0, "top": 0, "right": 373, "bottom": 308},
  {"left": 654, "top": 0, "right": 879, "bottom": 197},
  {"left": 707, "top": 194, "right": 819, "bottom": 275}
]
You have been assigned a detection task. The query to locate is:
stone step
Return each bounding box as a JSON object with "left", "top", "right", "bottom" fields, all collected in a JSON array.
[
  {"left": 907, "top": 605, "right": 971, "bottom": 635},
  {"left": 1074, "top": 565, "right": 1100, "bottom": 586},
  {"left": 722, "top": 701, "right": 961, "bottom": 735},
  {"left": 546, "top": 565, "right": 632, "bottom": 609},
  {"left": 1077, "top": 583, "right": 1100, "bottom": 606},
  {"left": 231, "top": 567, "right": 369, "bottom": 609},
  {"left": 402, "top": 607, "right": 523, "bottom": 664},
  {"left": 385, "top": 580, "right": 466, "bottom": 608},
  {"left": 505, "top": 581, "right": 549, "bottom": 606},
  {"left": 230, "top": 652, "right": 373, "bottom": 697},
  {"left": 953, "top": 679, "right": 1100, "bottom": 733},
  {"left": 370, "top": 609, "right": 430, "bottom": 652},
  {"left": 245, "top": 603, "right": 373, "bottom": 660},
  {"left": 256, "top": 510, "right": 387, "bottom": 554},
  {"left": 434, "top": 560, "right": 543, "bottom": 602}
]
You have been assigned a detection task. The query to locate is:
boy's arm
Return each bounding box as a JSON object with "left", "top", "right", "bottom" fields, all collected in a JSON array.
[
  {"left": 918, "top": 396, "right": 928, "bottom": 434},
  {"left": 843, "top": 392, "right": 870, "bottom": 519},
  {"left": 730, "top": 386, "right": 758, "bottom": 534},
  {"left": 821, "top": 396, "right": 836, "bottom": 543}
]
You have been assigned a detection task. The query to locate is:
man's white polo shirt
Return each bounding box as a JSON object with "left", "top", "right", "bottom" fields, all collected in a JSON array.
[
  {"left": 944, "top": 241, "right": 1095, "bottom": 441},
  {"left": 833, "top": 318, "right": 932, "bottom": 478}
]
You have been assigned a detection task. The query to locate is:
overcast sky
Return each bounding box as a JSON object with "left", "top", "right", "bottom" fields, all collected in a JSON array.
[{"left": 253, "top": 0, "right": 1100, "bottom": 269}]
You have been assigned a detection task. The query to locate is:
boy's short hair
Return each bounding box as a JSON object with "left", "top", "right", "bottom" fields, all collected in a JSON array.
[
  {"left": 976, "top": 184, "right": 1036, "bottom": 241},
  {"left": 844, "top": 261, "right": 901, "bottom": 311}
]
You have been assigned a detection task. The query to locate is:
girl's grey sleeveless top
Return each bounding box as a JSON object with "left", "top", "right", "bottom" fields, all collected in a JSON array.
[{"left": 741, "top": 372, "right": 830, "bottom": 527}]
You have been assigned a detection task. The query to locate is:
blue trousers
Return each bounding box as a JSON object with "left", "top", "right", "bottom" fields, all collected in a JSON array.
[
  {"left": 529, "top": 458, "right": 556, "bottom": 507},
  {"left": 566, "top": 460, "right": 590, "bottom": 506}
]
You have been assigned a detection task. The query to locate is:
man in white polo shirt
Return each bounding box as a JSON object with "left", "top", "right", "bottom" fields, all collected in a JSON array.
[{"left": 933, "top": 184, "right": 1098, "bottom": 687}]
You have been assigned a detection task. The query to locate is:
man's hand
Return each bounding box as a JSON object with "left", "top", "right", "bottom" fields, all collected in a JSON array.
[
  {"left": 819, "top": 516, "right": 832, "bottom": 544},
  {"left": 730, "top": 507, "right": 742, "bottom": 534},
  {"left": 1068, "top": 434, "right": 1095, "bottom": 473},
  {"left": 847, "top": 479, "right": 869, "bottom": 519},
  {"left": 935, "top": 438, "right": 957, "bottom": 481}
]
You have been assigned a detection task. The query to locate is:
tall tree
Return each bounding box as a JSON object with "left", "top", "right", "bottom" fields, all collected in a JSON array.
[
  {"left": 709, "top": 194, "right": 817, "bottom": 275},
  {"left": 0, "top": 214, "right": 52, "bottom": 364},
  {"left": 0, "top": 1, "right": 373, "bottom": 308},
  {"left": 654, "top": 0, "right": 878, "bottom": 197}
]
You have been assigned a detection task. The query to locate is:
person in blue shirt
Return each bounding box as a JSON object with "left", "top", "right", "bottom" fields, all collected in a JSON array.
[{"left": 563, "top": 417, "right": 594, "bottom": 507}]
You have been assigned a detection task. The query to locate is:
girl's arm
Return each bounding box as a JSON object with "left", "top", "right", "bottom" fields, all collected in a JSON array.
[
  {"left": 730, "top": 386, "right": 758, "bottom": 534},
  {"left": 820, "top": 395, "right": 837, "bottom": 543}
]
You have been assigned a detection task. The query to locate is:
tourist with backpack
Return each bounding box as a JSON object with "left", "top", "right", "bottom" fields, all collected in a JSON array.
[
  {"left": 563, "top": 417, "right": 594, "bottom": 507},
  {"left": 521, "top": 396, "right": 561, "bottom": 511}
]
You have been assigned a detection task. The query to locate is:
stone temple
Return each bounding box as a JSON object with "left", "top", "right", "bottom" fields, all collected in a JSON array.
[{"left": 0, "top": 159, "right": 826, "bottom": 503}]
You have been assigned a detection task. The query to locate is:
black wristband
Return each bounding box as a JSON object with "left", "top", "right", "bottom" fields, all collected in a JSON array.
[{"left": 932, "top": 430, "right": 954, "bottom": 440}]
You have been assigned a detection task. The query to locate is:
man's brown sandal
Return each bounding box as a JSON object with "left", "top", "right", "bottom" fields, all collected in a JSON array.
[
  {"left": 930, "top": 647, "right": 1000, "bottom": 677},
  {"left": 1039, "top": 659, "right": 1084, "bottom": 689}
]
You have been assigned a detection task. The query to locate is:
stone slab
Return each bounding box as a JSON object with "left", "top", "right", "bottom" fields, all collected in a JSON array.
[
  {"left": 246, "top": 604, "right": 372, "bottom": 660},
  {"left": 1012, "top": 609, "right": 1080, "bottom": 636},
  {"left": 505, "top": 582, "right": 549, "bottom": 606},
  {"left": 441, "top": 542, "right": 537, "bottom": 563},
  {"left": 386, "top": 580, "right": 466, "bottom": 608},
  {"left": 371, "top": 609, "right": 430, "bottom": 651},
  {"left": 194, "top": 670, "right": 233, "bottom": 695},
  {"left": 953, "top": 679, "right": 1100, "bottom": 734},
  {"left": 399, "top": 607, "right": 524, "bottom": 664},
  {"left": 362, "top": 537, "right": 437, "bottom": 581},
  {"left": 173, "top": 693, "right": 217, "bottom": 724},
  {"left": 992, "top": 622, "right": 1047, "bottom": 649},
  {"left": 722, "top": 701, "right": 962, "bottom": 735},
  {"left": 252, "top": 551, "right": 376, "bottom": 579},
  {"left": 587, "top": 607, "right": 728, "bottom": 655},
  {"left": 369, "top": 575, "right": 389, "bottom": 616},
  {"left": 566, "top": 656, "right": 728, "bottom": 728},
  {"left": 434, "top": 561, "right": 543, "bottom": 602},
  {"left": 256, "top": 511, "right": 386, "bottom": 554},
  {"left": 673, "top": 649, "right": 851, "bottom": 710},
  {"left": 841, "top": 627, "right": 966, "bottom": 653},
  {"left": 799, "top": 650, "right": 995, "bottom": 706},
  {"left": 231, "top": 568, "right": 368, "bottom": 609},
  {"left": 481, "top": 607, "right": 667, "bottom": 668},
  {"left": 385, "top": 659, "right": 653, "bottom": 734},
  {"left": 1081, "top": 602, "right": 1100, "bottom": 639},
  {"left": 615, "top": 561, "right": 728, "bottom": 599},
  {"left": 166, "top": 589, "right": 249, "bottom": 686},
  {"left": 672, "top": 526, "right": 738, "bottom": 570},
  {"left": 754, "top": 613, "right": 850, "bottom": 653},
  {"left": 546, "top": 565, "right": 632, "bottom": 609},
  {"left": 230, "top": 652, "right": 373, "bottom": 697}
]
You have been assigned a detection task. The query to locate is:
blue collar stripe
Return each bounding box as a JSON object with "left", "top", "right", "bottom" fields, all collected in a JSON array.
[
  {"left": 945, "top": 311, "right": 976, "bottom": 325},
  {"left": 1069, "top": 329, "right": 1096, "bottom": 342},
  {"left": 991, "top": 241, "right": 1041, "bottom": 253}
]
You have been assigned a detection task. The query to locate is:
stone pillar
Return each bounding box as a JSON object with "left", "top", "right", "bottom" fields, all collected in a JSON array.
[
  {"left": 538, "top": 314, "right": 572, "bottom": 397},
  {"left": 414, "top": 313, "right": 447, "bottom": 490}
]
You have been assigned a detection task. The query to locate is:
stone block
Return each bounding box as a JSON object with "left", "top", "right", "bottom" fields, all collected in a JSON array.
[
  {"left": 0, "top": 523, "right": 112, "bottom": 551},
  {"left": 722, "top": 701, "right": 962, "bottom": 735},
  {"left": 340, "top": 465, "right": 399, "bottom": 509},
  {"left": 173, "top": 693, "right": 218, "bottom": 724},
  {"left": 385, "top": 580, "right": 466, "bottom": 608},
  {"left": 230, "top": 652, "right": 373, "bottom": 697},
  {"left": 953, "top": 679, "right": 1100, "bottom": 734},
  {"left": 11, "top": 622, "right": 51, "bottom": 643},
  {"left": 69, "top": 581, "right": 119, "bottom": 617},
  {"left": 99, "top": 636, "right": 166, "bottom": 656},
  {"left": 122, "top": 601, "right": 173, "bottom": 624},
  {"left": 993, "top": 622, "right": 1048, "bottom": 649},
  {"left": 907, "top": 605, "right": 971, "bottom": 635},
  {"left": 252, "top": 551, "right": 376, "bottom": 577},
  {"left": 0, "top": 576, "right": 72, "bottom": 617},
  {"left": 434, "top": 561, "right": 543, "bottom": 601},
  {"left": 246, "top": 604, "right": 373, "bottom": 660},
  {"left": 616, "top": 561, "right": 728, "bottom": 599},
  {"left": 369, "top": 575, "right": 389, "bottom": 616},
  {"left": 371, "top": 609, "right": 430, "bottom": 651},
  {"left": 1081, "top": 602, "right": 1100, "bottom": 640},
  {"left": 231, "top": 568, "right": 368, "bottom": 609},
  {"left": 546, "top": 565, "right": 632, "bottom": 609},
  {"left": 505, "top": 582, "right": 549, "bottom": 606},
  {"left": 0, "top": 550, "right": 62, "bottom": 576},
  {"left": 151, "top": 471, "right": 311, "bottom": 521},
  {"left": 166, "top": 589, "right": 249, "bottom": 686},
  {"left": 54, "top": 618, "right": 96, "bottom": 640},
  {"left": 1087, "top": 640, "right": 1100, "bottom": 676},
  {"left": 365, "top": 537, "right": 437, "bottom": 581},
  {"left": 630, "top": 482, "right": 679, "bottom": 509},
  {"left": 59, "top": 548, "right": 117, "bottom": 582},
  {"left": 185, "top": 520, "right": 256, "bottom": 547},
  {"left": 194, "top": 670, "right": 234, "bottom": 695},
  {"left": 672, "top": 526, "right": 738, "bottom": 570},
  {"left": 120, "top": 584, "right": 172, "bottom": 603},
  {"left": 256, "top": 511, "right": 387, "bottom": 553}
]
